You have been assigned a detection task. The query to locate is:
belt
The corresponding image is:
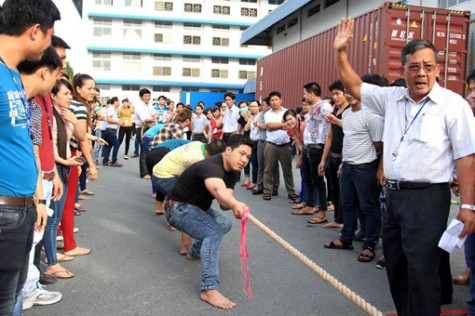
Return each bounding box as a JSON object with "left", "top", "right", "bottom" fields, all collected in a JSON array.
[
  {"left": 344, "top": 161, "right": 377, "bottom": 169},
  {"left": 267, "top": 141, "right": 291, "bottom": 147},
  {"left": 0, "top": 196, "right": 35, "bottom": 206},
  {"left": 305, "top": 143, "right": 324, "bottom": 150},
  {"left": 105, "top": 128, "right": 117, "bottom": 131},
  {"left": 330, "top": 152, "right": 343, "bottom": 159},
  {"left": 42, "top": 171, "right": 54, "bottom": 181},
  {"left": 386, "top": 180, "right": 448, "bottom": 191},
  {"left": 164, "top": 199, "right": 179, "bottom": 208},
  {"left": 193, "top": 133, "right": 204, "bottom": 135}
]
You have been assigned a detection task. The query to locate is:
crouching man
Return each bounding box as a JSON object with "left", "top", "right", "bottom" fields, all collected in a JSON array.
[{"left": 164, "top": 134, "right": 252, "bottom": 309}]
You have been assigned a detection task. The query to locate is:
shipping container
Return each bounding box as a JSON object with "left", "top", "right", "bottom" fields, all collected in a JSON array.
[{"left": 256, "top": 2, "right": 471, "bottom": 107}]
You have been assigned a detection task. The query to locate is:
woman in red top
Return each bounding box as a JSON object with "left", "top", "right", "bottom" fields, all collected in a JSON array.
[
  {"left": 208, "top": 106, "right": 223, "bottom": 142},
  {"left": 283, "top": 109, "right": 305, "bottom": 168}
]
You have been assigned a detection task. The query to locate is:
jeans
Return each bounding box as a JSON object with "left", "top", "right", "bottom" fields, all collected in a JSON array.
[
  {"left": 466, "top": 233, "right": 475, "bottom": 315},
  {"left": 44, "top": 166, "right": 68, "bottom": 266},
  {"left": 102, "top": 128, "right": 119, "bottom": 164},
  {"left": 339, "top": 161, "right": 381, "bottom": 249},
  {"left": 0, "top": 204, "right": 36, "bottom": 316},
  {"left": 141, "top": 135, "right": 153, "bottom": 154},
  {"left": 166, "top": 202, "right": 232, "bottom": 291},
  {"left": 92, "top": 129, "right": 102, "bottom": 162},
  {"left": 79, "top": 162, "right": 88, "bottom": 191},
  {"left": 154, "top": 177, "right": 177, "bottom": 200},
  {"left": 302, "top": 147, "right": 327, "bottom": 210}
]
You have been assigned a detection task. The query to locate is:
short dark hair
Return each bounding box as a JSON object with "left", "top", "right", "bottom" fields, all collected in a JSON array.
[
  {"left": 224, "top": 92, "right": 235, "bottom": 100},
  {"left": 176, "top": 102, "right": 185, "bottom": 108},
  {"left": 197, "top": 100, "right": 205, "bottom": 106},
  {"left": 51, "top": 35, "right": 70, "bottom": 49},
  {"left": 158, "top": 95, "right": 167, "bottom": 101},
  {"left": 303, "top": 82, "right": 322, "bottom": 97},
  {"left": 110, "top": 96, "right": 119, "bottom": 104},
  {"left": 390, "top": 78, "right": 407, "bottom": 87},
  {"left": 122, "top": 98, "right": 129, "bottom": 103},
  {"left": 262, "top": 97, "right": 270, "bottom": 105},
  {"left": 174, "top": 109, "right": 192, "bottom": 123},
  {"left": 361, "top": 74, "right": 389, "bottom": 87},
  {"left": 17, "top": 46, "right": 62, "bottom": 74},
  {"left": 195, "top": 104, "right": 203, "bottom": 110},
  {"left": 238, "top": 100, "right": 249, "bottom": 107},
  {"left": 467, "top": 69, "right": 475, "bottom": 84},
  {"left": 204, "top": 139, "right": 226, "bottom": 156},
  {"left": 139, "top": 88, "right": 151, "bottom": 98},
  {"left": 227, "top": 134, "right": 253, "bottom": 150},
  {"left": 401, "top": 39, "right": 438, "bottom": 65},
  {"left": 329, "top": 80, "right": 344, "bottom": 92},
  {"left": 0, "top": 0, "right": 60, "bottom": 35},
  {"left": 52, "top": 78, "right": 73, "bottom": 96},
  {"left": 268, "top": 91, "right": 281, "bottom": 99}
]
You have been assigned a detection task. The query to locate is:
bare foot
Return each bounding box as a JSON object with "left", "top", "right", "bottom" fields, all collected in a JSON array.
[
  {"left": 186, "top": 253, "right": 200, "bottom": 260},
  {"left": 65, "top": 246, "right": 91, "bottom": 256},
  {"left": 322, "top": 221, "right": 344, "bottom": 229},
  {"left": 179, "top": 233, "right": 192, "bottom": 255},
  {"left": 200, "top": 290, "right": 236, "bottom": 309}
]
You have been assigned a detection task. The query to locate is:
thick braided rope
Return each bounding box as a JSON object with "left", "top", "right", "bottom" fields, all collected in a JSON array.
[{"left": 247, "top": 213, "right": 384, "bottom": 316}]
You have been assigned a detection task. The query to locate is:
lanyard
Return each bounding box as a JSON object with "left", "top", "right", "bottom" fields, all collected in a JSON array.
[
  {"left": 0, "top": 56, "right": 31, "bottom": 136},
  {"left": 401, "top": 98, "right": 429, "bottom": 142}
]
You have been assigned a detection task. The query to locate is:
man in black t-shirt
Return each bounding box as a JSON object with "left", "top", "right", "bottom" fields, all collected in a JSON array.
[{"left": 165, "top": 135, "right": 252, "bottom": 310}]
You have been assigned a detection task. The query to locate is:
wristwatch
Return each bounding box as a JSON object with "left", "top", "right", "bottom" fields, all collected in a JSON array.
[
  {"left": 460, "top": 204, "right": 475, "bottom": 211},
  {"left": 37, "top": 199, "right": 47, "bottom": 205}
]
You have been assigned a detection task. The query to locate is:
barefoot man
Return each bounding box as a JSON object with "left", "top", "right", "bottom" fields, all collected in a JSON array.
[{"left": 164, "top": 134, "right": 252, "bottom": 309}]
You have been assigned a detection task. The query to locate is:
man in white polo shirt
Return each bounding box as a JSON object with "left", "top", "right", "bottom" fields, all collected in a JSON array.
[{"left": 221, "top": 92, "right": 240, "bottom": 143}]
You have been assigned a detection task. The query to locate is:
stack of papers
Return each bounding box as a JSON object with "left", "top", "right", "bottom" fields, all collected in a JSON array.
[{"left": 438, "top": 219, "right": 465, "bottom": 253}]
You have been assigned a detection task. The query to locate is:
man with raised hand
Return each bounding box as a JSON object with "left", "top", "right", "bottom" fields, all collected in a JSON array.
[{"left": 334, "top": 17, "right": 475, "bottom": 316}]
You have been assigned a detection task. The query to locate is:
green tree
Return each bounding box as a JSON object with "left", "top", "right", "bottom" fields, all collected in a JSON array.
[{"left": 64, "top": 61, "right": 74, "bottom": 81}]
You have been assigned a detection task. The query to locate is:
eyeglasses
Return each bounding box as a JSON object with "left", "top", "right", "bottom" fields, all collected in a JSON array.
[{"left": 404, "top": 64, "right": 436, "bottom": 73}]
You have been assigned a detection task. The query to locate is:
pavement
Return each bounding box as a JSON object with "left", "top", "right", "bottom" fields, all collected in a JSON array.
[{"left": 25, "top": 151, "right": 471, "bottom": 316}]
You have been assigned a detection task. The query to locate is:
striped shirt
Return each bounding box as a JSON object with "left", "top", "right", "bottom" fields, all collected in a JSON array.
[
  {"left": 361, "top": 82, "right": 475, "bottom": 182},
  {"left": 342, "top": 108, "right": 384, "bottom": 165},
  {"left": 29, "top": 99, "right": 42, "bottom": 146},
  {"left": 69, "top": 100, "right": 88, "bottom": 149}
]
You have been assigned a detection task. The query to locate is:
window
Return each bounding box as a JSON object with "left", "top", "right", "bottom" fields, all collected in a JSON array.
[
  {"left": 211, "top": 57, "right": 229, "bottom": 64},
  {"left": 183, "top": 23, "right": 201, "bottom": 30},
  {"left": 211, "top": 69, "right": 228, "bottom": 78},
  {"left": 307, "top": 4, "right": 320, "bottom": 17},
  {"left": 276, "top": 24, "right": 285, "bottom": 35},
  {"left": 123, "top": 53, "right": 141, "bottom": 73},
  {"left": 154, "top": 21, "right": 172, "bottom": 29},
  {"left": 241, "top": 7, "right": 257, "bottom": 17},
  {"left": 210, "top": 88, "right": 228, "bottom": 93},
  {"left": 268, "top": 0, "right": 284, "bottom": 4},
  {"left": 183, "top": 56, "right": 200, "bottom": 63},
  {"left": 95, "top": 0, "right": 112, "bottom": 4},
  {"left": 154, "top": 33, "right": 172, "bottom": 43},
  {"left": 154, "top": 54, "right": 172, "bottom": 61},
  {"left": 324, "top": 0, "right": 339, "bottom": 8},
  {"left": 239, "top": 58, "right": 256, "bottom": 65},
  {"left": 184, "top": 3, "right": 202, "bottom": 12},
  {"left": 241, "top": 0, "right": 257, "bottom": 2},
  {"left": 182, "top": 87, "right": 200, "bottom": 92},
  {"left": 122, "top": 84, "right": 141, "bottom": 91},
  {"left": 213, "top": 25, "right": 230, "bottom": 30},
  {"left": 95, "top": 84, "right": 110, "bottom": 90},
  {"left": 288, "top": 17, "right": 298, "bottom": 29},
  {"left": 92, "top": 53, "right": 111, "bottom": 71},
  {"left": 240, "top": 26, "right": 248, "bottom": 31},
  {"left": 153, "top": 66, "right": 171, "bottom": 76},
  {"left": 212, "top": 37, "right": 229, "bottom": 46},
  {"left": 155, "top": 1, "right": 173, "bottom": 11},
  {"left": 93, "top": 19, "right": 112, "bottom": 38},
  {"left": 239, "top": 70, "right": 256, "bottom": 79},
  {"left": 153, "top": 86, "right": 171, "bottom": 92},
  {"left": 123, "top": 20, "right": 142, "bottom": 40},
  {"left": 182, "top": 68, "right": 200, "bottom": 77},
  {"left": 124, "top": 0, "right": 142, "bottom": 7},
  {"left": 213, "top": 5, "right": 230, "bottom": 15},
  {"left": 183, "top": 35, "right": 201, "bottom": 45}
]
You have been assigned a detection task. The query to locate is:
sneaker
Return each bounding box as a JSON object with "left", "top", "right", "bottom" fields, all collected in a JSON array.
[
  {"left": 22, "top": 286, "right": 62, "bottom": 310},
  {"left": 74, "top": 227, "right": 79, "bottom": 233},
  {"left": 39, "top": 272, "right": 58, "bottom": 286},
  {"left": 354, "top": 230, "right": 366, "bottom": 242},
  {"left": 131, "top": 154, "right": 139, "bottom": 158},
  {"left": 110, "top": 162, "right": 123, "bottom": 167},
  {"left": 287, "top": 192, "right": 301, "bottom": 202},
  {"left": 124, "top": 155, "right": 129, "bottom": 160},
  {"left": 375, "top": 255, "right": 386, "bottom": 270},
  {"left": 56, "top": 235, "right": 63, "bottom": 242}
]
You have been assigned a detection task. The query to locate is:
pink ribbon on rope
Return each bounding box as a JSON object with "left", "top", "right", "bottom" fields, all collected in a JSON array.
[{"left": 240, "top": 207, "right": 252, "bottom": 300}]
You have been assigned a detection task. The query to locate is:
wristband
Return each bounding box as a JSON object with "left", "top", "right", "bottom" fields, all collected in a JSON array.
[
  {"left": 37, "top": 199, "right": 47, "bottom": 205},
  {"left": 460, "top": 204, "right": 475, "bottom": 211}
]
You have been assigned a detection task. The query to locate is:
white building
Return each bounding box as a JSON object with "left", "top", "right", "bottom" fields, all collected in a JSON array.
[{"left": 73, "top": 0, "right": 283, "bottom": 103}]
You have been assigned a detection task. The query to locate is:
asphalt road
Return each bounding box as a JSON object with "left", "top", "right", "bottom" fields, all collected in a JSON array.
[{"left": 26, "top": 150, "right": 471, "bottom": 316}]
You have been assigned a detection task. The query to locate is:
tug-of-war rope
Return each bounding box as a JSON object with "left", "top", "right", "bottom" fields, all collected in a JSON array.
[{"left": 241, "top": 210, "right": 384, "bottom": 316}]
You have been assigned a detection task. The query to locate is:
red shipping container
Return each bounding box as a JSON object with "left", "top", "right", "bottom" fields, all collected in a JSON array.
[{"left": 256, "top": 2, "right": 471, "bottom": 108}]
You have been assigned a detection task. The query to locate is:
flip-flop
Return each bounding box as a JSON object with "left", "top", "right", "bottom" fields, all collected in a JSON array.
[
  {"left": 291, "top": 203, "right": 306, "bottom": 210},
  {"left": 308, "top": 216, "right": 328, "bottom": 224},
  {"left": 45, "top": 269, "right": 75, "bottom": 279},
  {"left": 57, "top": 254, "right": 74, "bottom": 262},
  {"left": 291, "top": 208, "right": 315, "bottom": 215},
  {"left": 324, "top": 240, "right": 354, "bottom": 250}
]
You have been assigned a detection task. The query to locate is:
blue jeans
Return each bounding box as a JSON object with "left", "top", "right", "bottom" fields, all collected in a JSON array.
[
  {"left": 339, "top": 162, "right": 381, "bottom": 249},
  {"left": 102, "top": 128, "right": 119, "bottom": 164},
  {"left": 466, "top": 233, "right": 475, "bottom": 315},
  {"left": 92, "top": 129, "right": 102, "bottom": 162},
  {"left": 0, "top": 204, "right": 36, "bottom": 316},
  {"left": 302, "top": 147, "right": 326, "bottom": 209},
  {"left": 141, "top": 135, "right": 153, "bottom": 154},
  {"left": 165, "top": 202, "right": 232, "bottom": 291},
  {"left": 44, "top": 165, "right": 68, "bottom": 266},
  {"left": 154, "top": 177, "right": 177, "bottom": 199}
]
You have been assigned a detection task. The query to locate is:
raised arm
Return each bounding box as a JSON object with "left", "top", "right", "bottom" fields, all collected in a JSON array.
[{"left": 334, "top": 17, "right": 362, "bottom": 101}]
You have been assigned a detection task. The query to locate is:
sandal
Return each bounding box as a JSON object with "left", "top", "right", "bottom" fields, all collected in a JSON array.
[
  {"left": 45, "top": 269, "right": 75, "bottom": 279},
  {"left": 324, "top": 240, "right": 354, "bottom": 250},
  {"left": 65, "top": 247, "right": 91, "bottom": 257},
  {"left": 57, "top": 254, "right": 74, "bottom": 262},
  {"left": 247, "top": 184, "right": 257, "bottom": 190},
  {"left": 292, "top": 207, "right": 316, "bottom": 215},
  {"left": 263, "top": 193, "right": 271, "bottom": 201},
  {"left": 291, "top": 202, "right": 306, "bottom": 210},
  {"left": 307, "top": 214, "right": 328, "bottom": 224},
  {"left": 357, "top": 247, "right": 375, "bottom": 262}
]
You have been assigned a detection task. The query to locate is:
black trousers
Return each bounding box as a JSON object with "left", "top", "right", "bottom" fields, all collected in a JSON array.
[
  {"left": 118, "top": 126, "right": 134, "bottom": 155},
  {"left": 136, "top": 127, "right": 149, "bottom": 178},
  {"left": 328, "top": 155, "right": 342, "bottom": 223},
  {"left": 383, "top": 184, "right": 451, "bottom": 316}
]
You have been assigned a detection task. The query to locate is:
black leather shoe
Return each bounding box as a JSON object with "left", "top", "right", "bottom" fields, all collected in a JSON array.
[
  {"left": 272, "top": 190, "right": 278, "bottom": 196},
  {"left": 252, "top": 188, "right": 263, "bottom": 195},
  {"left": 39, "top": 272, "right": 58, "bottom": 285}
]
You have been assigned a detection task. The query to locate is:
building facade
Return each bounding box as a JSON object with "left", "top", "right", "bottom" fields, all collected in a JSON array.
[{"left": 82, "top": 0, "right": 284, "bottom": 103}]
